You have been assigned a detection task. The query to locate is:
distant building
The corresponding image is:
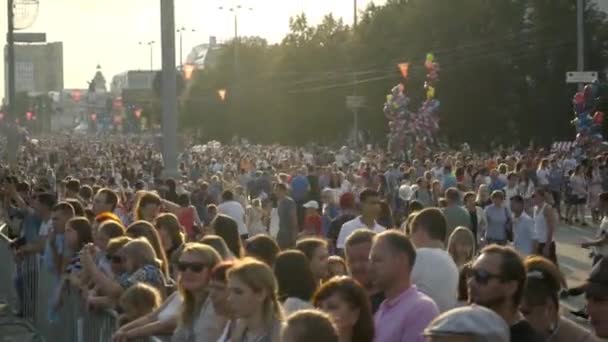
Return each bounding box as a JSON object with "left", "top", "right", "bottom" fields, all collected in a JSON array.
[
  {"left": 110, "top": 70, "right": 156, "bottom": 96},
  {"left": 3, "top": 41, "right": 63, "bottom": 99},
  {"left": 184, "top": 36, "right": 222, "bottom": 70}
]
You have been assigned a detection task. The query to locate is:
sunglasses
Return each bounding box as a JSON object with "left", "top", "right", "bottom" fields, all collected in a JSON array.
[
  {"left": 106, "top": 255, "right": 124, "bottom": 264},
  {"left": 467, "top": 268, "right": 504, "bottom": 285},
  {"left": 177, "top": 261, "right": 206, "bottom": 273}
]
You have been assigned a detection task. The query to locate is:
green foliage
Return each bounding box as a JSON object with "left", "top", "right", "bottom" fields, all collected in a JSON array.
[{"left": 181, "top": 0, "right": 608, "bottom": 147}]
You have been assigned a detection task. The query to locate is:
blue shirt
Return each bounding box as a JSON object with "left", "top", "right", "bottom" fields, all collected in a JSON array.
[
  {"left": 442, "top": 174, "right": 457, "bottom": 190},
  {"left": 43, "top": 233, "right": 66, "bottom": 274},
  {"left": 290, "top": 176, "right": 310, "bottom": 201},
  {"left": 489, "top": 178, "right": 506, "bottom": 192},
  {"left": 484, "top": 204, "right": 510, "bottom": 241}
]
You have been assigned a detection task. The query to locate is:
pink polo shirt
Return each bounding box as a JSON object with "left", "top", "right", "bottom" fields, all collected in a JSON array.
[{"left": 374, "top": 285, "right": 439, "bottom": 342}]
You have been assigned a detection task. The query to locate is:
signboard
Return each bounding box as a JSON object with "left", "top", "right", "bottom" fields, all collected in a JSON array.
[
  {"left": 346, "top": 96, "right": 365, "bottom": 110},
  {"left": 13, "top": 32, "right": 46, "bottom": 43},
  {"left": 566, "top": 71, "right": 598, "bottom": 83}
]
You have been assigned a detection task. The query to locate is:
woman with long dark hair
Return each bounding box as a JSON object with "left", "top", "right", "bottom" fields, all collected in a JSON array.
[
  {"left": 274, "top": 250, "right": 316, "bottom": 316},
  {"left": 209, "top": 214, "right": 243, "bottom": 258},
  {"left": 313, "top": 276, "right": 374, "bottom": 342}
]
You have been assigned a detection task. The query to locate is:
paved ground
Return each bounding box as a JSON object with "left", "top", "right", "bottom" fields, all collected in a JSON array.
[{"left": 555, "top": 221, "right": 597, "bottom": 326}]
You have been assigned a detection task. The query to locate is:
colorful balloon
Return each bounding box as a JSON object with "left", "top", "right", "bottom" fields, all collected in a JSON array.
[{"left": 573, "top": 92, "right": 585, "bottom": 105}]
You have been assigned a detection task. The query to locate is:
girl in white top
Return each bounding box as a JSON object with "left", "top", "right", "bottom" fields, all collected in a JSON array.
[
  {"left": 246, "top": 199, "right": 267, "bottom": 237},
  {"left": 570, "top": 165, "right": 588, "bottom": 226},
  {"left": 532, "top": 189, "right": 558, "bottom": 264},
  {"left": 536, "top": 159, "right": 550, "bottom": 188}
]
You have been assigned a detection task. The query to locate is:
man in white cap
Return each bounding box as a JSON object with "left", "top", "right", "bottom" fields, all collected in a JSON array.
[{"left": 424, "top": 305, "right": 510, "bottom": 342}]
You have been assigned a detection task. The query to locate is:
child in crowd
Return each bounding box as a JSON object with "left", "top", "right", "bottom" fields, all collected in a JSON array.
[
  {"left": 118, "top": 283, "right": 162, "bottom": 326},
  {"left": 327, "top": 256, "right": 347, "bottom": 278}
]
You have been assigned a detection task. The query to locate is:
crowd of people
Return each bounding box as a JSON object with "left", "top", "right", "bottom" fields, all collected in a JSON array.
[{"left": 1, "top": 134, "right": 608, "bottom": 342}]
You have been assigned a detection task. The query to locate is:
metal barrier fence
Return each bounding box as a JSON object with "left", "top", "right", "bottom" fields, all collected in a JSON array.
[{"left": 0, "top": 224, "right": 157, "bottom": 342}]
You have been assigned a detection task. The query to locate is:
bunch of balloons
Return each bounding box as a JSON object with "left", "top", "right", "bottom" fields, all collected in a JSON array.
[
  {"left": 571, "top": 80, "right": 603, "bottom": 146},
  {"left": 384, "top": 53, "right": 441, "bottom": 153}
]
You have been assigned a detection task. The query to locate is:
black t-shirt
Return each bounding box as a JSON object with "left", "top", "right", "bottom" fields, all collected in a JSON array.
[
  {"left": 510, "top": 320, "right": 544, "bottom": 342},
  {"left": 328, "top": 213, "right": 357, "bottom": 243}
]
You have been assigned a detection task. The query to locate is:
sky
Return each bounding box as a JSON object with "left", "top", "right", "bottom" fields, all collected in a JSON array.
[{"left": 0, "top": 0, "right": 384, "bottom": 94}]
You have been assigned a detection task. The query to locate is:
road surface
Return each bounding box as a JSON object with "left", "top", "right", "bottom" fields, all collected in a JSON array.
[{"left": 555, "top": 221, "right": 597, "bottom": 326}]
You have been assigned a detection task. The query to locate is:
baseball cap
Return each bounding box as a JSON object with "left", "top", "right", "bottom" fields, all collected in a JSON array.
[
  {"left": 303, "top": 200, "right": 319, "bottom": 209},
  {"left": 424, "top": 305, "right": 509, "bottom": 342},
  {"left": 583, "top": 257, "right": 608, "bottom": 298}
]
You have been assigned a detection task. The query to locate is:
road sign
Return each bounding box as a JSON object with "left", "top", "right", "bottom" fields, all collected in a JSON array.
[
  {"left": 566, "top": 71, "right": 598, "bottom": 83},
  {"left": 12, "top": 32, "right": 46, "bottom": 43},
  {"left": 346, "top": 95, "right": 365, "bottom": 109}
]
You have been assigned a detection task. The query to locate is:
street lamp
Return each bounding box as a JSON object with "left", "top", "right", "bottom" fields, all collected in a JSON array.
[
  {"left": 218, "top": 4, "right": 252, "bottom": 117},
  {"left": 218, "top": 4, "right": 252, "bottom": 75},
  {"left": 139, "top": 40, "right": 156, "bottom": 71},
  {"left": 176, "top": 26, "right": 196, "bottom": 69}
]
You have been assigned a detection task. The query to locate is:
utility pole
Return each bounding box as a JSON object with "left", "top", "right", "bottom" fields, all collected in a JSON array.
[
  {"left": 177, "top": 27, "right": 195, "bottom": 69},
  {"left": 160, "top": 0, "right": 178, "bottom": 177},
  {"left": 6, "top": 0, "right": 17, "bottom": 164},
  {"left": 352, "top": 0, "right": 359, "bottom": 148},
  {"left": 577, "top": 0, "right": 585, "bottom": 91}
]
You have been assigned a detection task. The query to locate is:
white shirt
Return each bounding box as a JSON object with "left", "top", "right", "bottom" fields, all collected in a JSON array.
[
  {"left": 503, "top": 185, "right": 520, "bottom": 209},
  {"left": 336, "top": 216, "right": 385, "bottom": 249},
  {"left": 217, "top": 200, "right": 247, "bottom": 236},
  {"left": 282, "top": 297, "right": 313, "bottom": 316},
  {"left": 533, "top": 204, "right": 552, "bottom": 244},
  {"left": 157, "top": 292, "right": 183, "bottom": 322},
  {"left": 411, "top": 248, "right": 459, "bottom": 313},
  {"left": 595, "top": 217, "right": 608, "bottom": 257},
  {"left": 512, "top": 213, "right": 537, "bottom": 256},
  {"left": 38, "top": 219, "right": 52, "bottom": 237},
  {"left": 537, "top": 169, "right": 550, "bottom": 186}
]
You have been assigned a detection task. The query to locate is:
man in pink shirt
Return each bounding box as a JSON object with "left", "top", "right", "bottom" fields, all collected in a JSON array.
[{"left": 370, "top": 230, "right": 439, "bottom": 342}]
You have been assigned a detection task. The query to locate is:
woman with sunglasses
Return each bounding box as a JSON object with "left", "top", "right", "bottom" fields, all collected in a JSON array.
[
  {"left": 172, "top": 243, "right": 223, "bottom": 342},
  {"left": 226, "top": 258, "right": 284, "bottom": 342},
  {"left": 521, "top": 256, "right": 596, "bottom": 342}
]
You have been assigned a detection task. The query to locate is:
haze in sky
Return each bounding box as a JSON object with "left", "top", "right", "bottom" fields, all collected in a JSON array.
[{"left": 0, "top": 0, "right": 384, "bottom": 95}]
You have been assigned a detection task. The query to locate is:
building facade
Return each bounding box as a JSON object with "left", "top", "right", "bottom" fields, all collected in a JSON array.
[{"left": 3, "top": 41, "right": 63, "bottom": 99}]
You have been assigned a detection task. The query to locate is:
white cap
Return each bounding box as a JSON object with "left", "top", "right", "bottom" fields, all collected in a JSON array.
[
  {"left": 303, "top": 200, "right": 319, "bottom": 209},
  {"left": 424, "top": 305, "right": 510, "bottom": 342},
  {"left": 398, "top": 184, "right": 412, "bottom": 201}
]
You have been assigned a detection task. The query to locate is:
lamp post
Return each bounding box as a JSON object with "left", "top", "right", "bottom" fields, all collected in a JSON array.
[
  {"left": 218, "top": 4, "right": 252, "bottom": 117},
  {"left": 139, "top": 40, "right": 156, "bottom": 71},
  {"left": 177, "top": 26, "right": 195, "bottom": 69}
]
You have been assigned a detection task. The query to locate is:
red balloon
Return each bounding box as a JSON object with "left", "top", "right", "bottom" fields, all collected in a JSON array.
[{"left": 573, "top": 92, "right": 585, "bottom": 104}]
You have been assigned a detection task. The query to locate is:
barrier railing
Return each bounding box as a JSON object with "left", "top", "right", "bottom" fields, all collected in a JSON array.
[
  {"left": 0, "top": 227, "right": 18, "bottom": 310},
  {"left": 0, "top": 224, "right": 160, "bottom": 342}
]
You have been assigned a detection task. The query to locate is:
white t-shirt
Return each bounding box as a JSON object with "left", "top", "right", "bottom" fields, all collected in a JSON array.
[
  {"left": 595, "top": 217, "right": 608, "bottom": 257},
  {"left": 336, "top": 216, "right": 385, "bottom": 249},
  {"left": 38, "top": 219, "right": 52, "bottom": 237},
  {"left": 537, "top": 169, "right": 550, "bottom": 186},
  {"left": 217, "top": 201, "right": 247, "bottom": 236},
  {"left": 282, "top": 297, "right": 313, "bottom": 317},
  {"left": 411, "top": 248, "right": 459, "bottom": 313},
  {"left": 513, "top": 213, "right": 537, "bottom": 256},
  {"left": 157, "top": 291, "right": 183, "bottom": 322}
]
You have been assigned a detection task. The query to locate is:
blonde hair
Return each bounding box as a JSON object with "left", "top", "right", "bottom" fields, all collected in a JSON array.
[
  {"left": 228, "top": 257, "right": 283, "bottom": 325},
  {"left": 119, "top": 282, "right": 162, "bottom": 325},
  {"left": 179, "top": 243, "right": 222, "bottom": 326},
  {"left": 106, "top": 236, "right": 132, "bottom": 256},
  {"left": 122, "top": 237, "right": 162, "bottom": 270},
  {"left": 447, "top": 227, "right": 476, "bottom": 264}
]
